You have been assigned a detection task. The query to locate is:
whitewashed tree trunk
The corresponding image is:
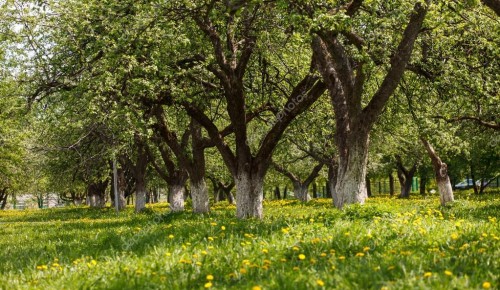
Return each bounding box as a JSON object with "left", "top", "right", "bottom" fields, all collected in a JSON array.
[
  {"left": 293, "top": 183, "right": 311, "bottom": 202},
  {"left": 191, "top": 179, "right": 209, "bottom": 213},
  {"left": 334, "top": 140, "right": 369, "bottom": 209},
  {"left": 135, "top": 180, "right": 147, "bottom": 213},
  {"left": 235, "top": 173, "right": 264, "bottom": 219},
  {"left": 421, "top": 138, "right": 454, "bottom": 206},
  {"left": 169, "top": 184, "right": 185, "bottom": 212},
  {"left": 437, "top": 174, "right": 454, "bottom": 206}
]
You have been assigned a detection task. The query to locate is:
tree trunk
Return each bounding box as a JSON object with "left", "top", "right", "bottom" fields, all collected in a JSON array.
[
  {"left": 0, "top": 188, "right": 8, "bottom": 210},
  {"left": 366, "top": 177, "right": 372, "bottom": 197},
  {"left": 420, "top": 175, "right": 427, "bottom": 195},
  {"left": 135, "top": 177, "right": 147, "bottom": 213},
  {"left": 283, "top": 186, "right": 288, "bottom": 199},
  {"left": 111, "top": 168, "right": 126, "bottom": 210},
  {"left": 312, "top": 183, "right": 318, "bottom": 198},
  {"left": 191, "top": 178, "right": 209, "bottom": 213},
  {"left": 189, "top": 119, "right": 210, "bottom": 213},
  {"left": 235, "top": 172, "right": 264, "bottom": 219},
  {"left": 397, "top": 169, "right": 412, "bottom": 198},
  {"left": 87, "top": 180, "right": 107, "bottom": 208},
  {"left": 274, "top": 186, "right": 281, "bottom": 200},
  {"left": 293, "top": 182, "right": 311, "bottom": 202},
  {"left": 334, "top": 137, "right": 369, "bottom": 209},
  {"left": 169, "top": 183, "right": 185, "bottom": 212},
  {"left": 389, "top": 173, "right": 395, "bottom": 196},
  {"left": 421, "top": 138, "right": 454, "bottom": 206}
]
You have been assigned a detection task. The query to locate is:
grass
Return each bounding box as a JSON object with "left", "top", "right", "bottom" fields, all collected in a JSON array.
[{"left": 0, "top": 191, "right": 499, "bottom": 290}]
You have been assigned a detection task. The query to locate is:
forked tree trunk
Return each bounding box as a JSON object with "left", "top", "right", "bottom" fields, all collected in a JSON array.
[
  {"left": 87, "top": 180, "right": 107, "bottom": 208},
  {"left": 169, "top": 183, "right": 186, "bottom": 212},
  {"left": 395, "top": 155, "right": 418, "bottom": 198},
  {"left": 235, "top": 172, "right": 264, "bottom": 219},
  {"left": 189, "top": 120, "right": 210, "bottom": 213},
  {"left": 311, "top": 0, "right": 430, "bottom": 209},
  {"left": 334, "top": 136, "right": 369, "bottom": 209},
  {"left": 421, "top": 138, "right": 454, "bottom": 206}
]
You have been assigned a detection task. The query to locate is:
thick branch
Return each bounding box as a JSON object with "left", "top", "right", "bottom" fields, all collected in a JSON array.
[
  {"left": 362, "top": 0, "right": 430, "bottom": 127},
  {"left": 433, "top": 115, "right": 500, "bottom": 130}
]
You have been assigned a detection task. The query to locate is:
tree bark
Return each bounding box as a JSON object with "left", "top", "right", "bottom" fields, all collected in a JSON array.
[
  {"left": 419, "top": 176, "right": 427, "bottom": 196},
  {"left": 334, "top": 135, "right": 370, "bottom": 208},
  {"left": 169, "top": 182, "right": 186, "bottom": 212},
  {"left": 274, "top": 186, "right": 281, "bottom": 200},
  {"left": 395, "top": 155, "right": 418, "bottom": 198},
  {"left": 0, "top": 188, "right": 8, "bottom": 210},
  {"left": 312, "top": 0, "right": 430, "bottom": 209},
  {"left": 235, "top": 171, "right": 264, "bottom": 219},
  {"left": 421, "top": 138, "right": 454, "bottom": 206},
  {"left": 366, "top": 176, "right": 372, "bottom": 197},
  {"left": 189, "top": 120, "right": 210, "bottom": 213},
  {"left": 389, "top": 173, "right": 395, "bottom": 196},
  {"left": 87, "top": 180, "right": 107, "bottom": 208},
  {"left": 312, "top": 183, "right": 318, "bottom": 198}
]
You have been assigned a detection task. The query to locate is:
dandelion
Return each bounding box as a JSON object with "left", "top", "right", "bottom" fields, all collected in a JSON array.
[
  {"left": 338, "top": 256, "right": 345, "bottom": 261},
  {"left": 355, "top": 252, "right": 365, "bottom": 257},
  {"left": 221, "top": 226, "right": 226, "bottom": 231},
  {"left": 293, "top": 266, "right": 299, "bottom": 271},
  {"left": 450, "top": 233, "right": 459, "bottom": 240},
  {"left": 320, "top": 253, "right": 327, "bottom": 257},
  {"left": 206, "top": 275, "right": 214, "bottom": 281},
  {"left": 204, "top": 282, "right": 212, "bottom": 288},
  {"left": 316, "top": 279, "right": 325, "bottom": 286},
  {"left": 252, "top": 286, "right": 262, "bottom": 290},
  {"left": 298, "top": 254, "right": 306, "bottom": 260},
  {"left": 423, "top": 272, "right": 432, "bottom": 278},
  {"left": 363, "top": 247, "right": 370, "bottom": 252},
  {"left": 239, "top": 268, "right": 247, "bottom": 274},
  {"left": 262, "top": 249, "right": 268, "bottom": 254},
  {"left": 292, "top": 246, "right": 300, "bottom": 251},
  {"left": 201, "top": 250, "right": 208, "bottom": 255},
  {"left": 208, "top": 237, "right": 214, "bottom": 241},
  {"left": 210, "top": 222, "right": 217, "bottom": 226},
  {"left": 482, "top": 282, "right": 491, "bottom": 289},
  {"left": 168, "top": 234, "right": 174, "bottom": 239},
  {"left": 444, "top": 270, "right": 452, "bottom": 276}
]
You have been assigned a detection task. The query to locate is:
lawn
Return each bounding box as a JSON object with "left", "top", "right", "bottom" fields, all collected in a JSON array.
[{"left": 0, "top": 192, "right": 499, "bottom": 290}]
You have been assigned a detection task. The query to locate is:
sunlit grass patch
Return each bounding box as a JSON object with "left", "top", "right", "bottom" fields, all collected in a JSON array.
[{"left": 0, "top": 193, "right": 498, "bottom": 289}]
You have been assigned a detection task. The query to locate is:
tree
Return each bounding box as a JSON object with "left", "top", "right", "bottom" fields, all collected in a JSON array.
[{"left": 290, "top": 0, "right": 431, "bottom": 208}]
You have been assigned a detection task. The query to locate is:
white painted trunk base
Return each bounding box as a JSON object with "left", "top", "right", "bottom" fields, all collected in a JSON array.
[
  {"left": 437, "top": 177, "right": 454, "bottom": 206},
  {"left": 334, "top": 144, "right": 369, "bottom": 209},
  {"left": 191, "top": 180, "right": 210, "bottom": 213},
  {"left": 294, "top": 184, "right": 311, "bottom": 202},
  {"left": 169, "top": 185, "right": 185, "bottom": 212},
  {"left": 235, "top": 174, "right": 264, "bottom": 219},
  {"left": 135, "top": 189, "right": 147, "bottom": 213}
]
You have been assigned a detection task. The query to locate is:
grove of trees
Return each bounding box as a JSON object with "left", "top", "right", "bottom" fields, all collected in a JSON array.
[{"left": 0, "top": 0, "right": 498, "bottom": 217}]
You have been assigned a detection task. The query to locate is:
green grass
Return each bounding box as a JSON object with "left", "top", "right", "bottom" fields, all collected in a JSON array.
[{"left": 1, "top": 192, "right": 499, "bottom": 290}]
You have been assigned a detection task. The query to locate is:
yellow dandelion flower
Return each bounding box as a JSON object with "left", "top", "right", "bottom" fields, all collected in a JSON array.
[
  {"left": 262, "top": 249, "right": 268, "bottom": 254},
  {"left": 355, "top": 253, "right": 365, "bottom": 257},
  {"left": 292, "top": 246, "right": 300, "bottom": 251},
  {"left": 444, "top": 270, "right": 452, "bottom": 276},
  {"left": 240, "top": 268, "right": 247, "bottom": 274},
  {"left": 316, "top": 279, "right": 325, "bottom": 286},
  {"left": 423, "top": 272, "right": 432, "bottom": 278},
  {"left": 208, "top": 237, "right": 214, "bottom": 241},
  {"left": 298, "top": 254, "right": 306, "bottom": 260},
  {"left": 204, "top": 282, "right": 212, "bottom": 288},
  {"left": 320, "top": 253, "right": 327, "bottom": 257},
  {"left": 338, "top": 256, "right": 346, "bottom": 261},
  {"left": 168, "top": 234, "right": 174, "bottom": 239},
  {"left": 293, "top": 266, "right": 299, "bottom": 271},
  {"left": 450, "top": 233, "right": 459, "bottom": 240},
  {"left": 252, "top": 286, "right": 262, "bottom": 290},
  {"left": 363, "top": 247, "right": 370, "bottom": 252},
  {"left": 482, "top": 282, "right": 491, "bottom": 289},
  {"left": 206, "top": 275, "right": 214, "bottom": 281},
  {"left": 221, "top": 226, "right": 226, "bottom": 230}
]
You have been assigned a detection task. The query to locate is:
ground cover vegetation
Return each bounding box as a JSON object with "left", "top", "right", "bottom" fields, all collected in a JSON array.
[
  {"left": 0, "top": 0, "right": 499, "bottom": 288},
  {"left": 1, "top": 192, "right": 499, "bottom": 289}
]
